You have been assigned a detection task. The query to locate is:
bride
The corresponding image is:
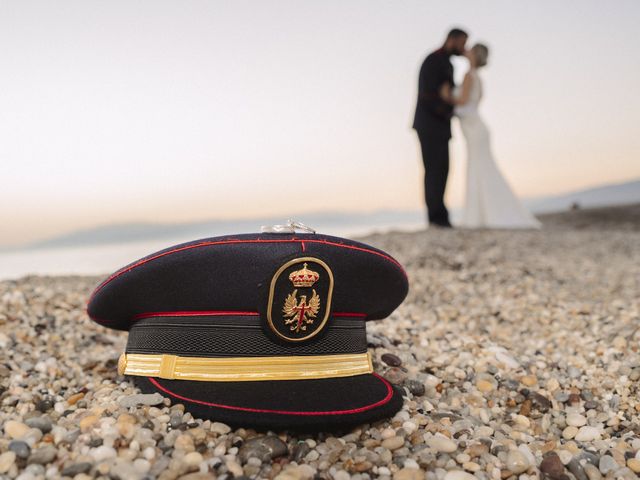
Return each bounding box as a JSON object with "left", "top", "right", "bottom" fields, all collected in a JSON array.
[{"left": 442, "top": 44, "right": 540, "bottom": 229}]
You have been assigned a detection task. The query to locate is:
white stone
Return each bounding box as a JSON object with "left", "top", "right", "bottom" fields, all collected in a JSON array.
[
  {"left": 506, "top": 449, "right": 530, "bottom": 474},
  {"left": 566, "top": 413, "right": 587, "bottom": 427},
  {"left": 575, "top": 426, "right": 601, "bottom": 442},
  {"left": 443, "top": 471, "right": 477, "bottom": 480},
  {"left": 557, "top": 450, "right": 573, "bottom": 465},
  {"left": 0, "top": 452, "right": 16, "bottom": 474},
  {"left": 90, "top": 446, "right": 117, "bottom": 462},
  {"left": 427, "top": 435, "right": 457, "bottom": 453}
]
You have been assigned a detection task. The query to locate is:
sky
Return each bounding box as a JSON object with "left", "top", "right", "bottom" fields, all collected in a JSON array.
[{"left": 1, "top": 0, "right": 639, "bottom": 247}]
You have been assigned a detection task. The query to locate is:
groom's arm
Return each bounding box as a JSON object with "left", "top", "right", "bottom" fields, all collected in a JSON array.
[{"left": 419, "top": 56, "right": 453, "bottom": 120}]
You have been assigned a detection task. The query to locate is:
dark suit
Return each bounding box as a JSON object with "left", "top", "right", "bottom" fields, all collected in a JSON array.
[{"left": 413, "top": 48, "right": 454, "bottom": 226}]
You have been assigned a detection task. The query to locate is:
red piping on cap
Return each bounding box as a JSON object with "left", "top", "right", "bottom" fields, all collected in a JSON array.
[
  {"left": 131, "top": 310, "right": 367, "bottom": 320},
  {"left": 147, "top": 373, "right": 394, "bottom": 416},
  {"left": 96, "top": 310, "right": 368, "bottom": 324},
  {"left": 88, "top": 237, "right": 407, "bottom": 305}
]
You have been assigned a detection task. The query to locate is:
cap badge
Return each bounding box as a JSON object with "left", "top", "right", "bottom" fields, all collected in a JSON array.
[{"left": 266, "top": 257, "right": 333, "bottom": 342}]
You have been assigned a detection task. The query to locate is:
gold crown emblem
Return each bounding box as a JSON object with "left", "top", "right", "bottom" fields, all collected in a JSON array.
[{"left": 288, "top": 263, "right": 320, "bottom": 287}]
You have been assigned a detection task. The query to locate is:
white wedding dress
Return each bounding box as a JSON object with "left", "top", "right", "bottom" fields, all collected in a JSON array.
[{"left": 455, "top": 71, "right": 540, "bottom": 229}]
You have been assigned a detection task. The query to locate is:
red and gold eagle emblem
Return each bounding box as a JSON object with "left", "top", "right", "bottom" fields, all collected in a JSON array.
[{"left": 265, "top": 257, "right": 333, "bottom": 342}]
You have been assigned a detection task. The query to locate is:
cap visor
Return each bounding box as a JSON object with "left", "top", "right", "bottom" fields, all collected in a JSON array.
[{"left": 133, "top": 373, "right": 403, "bottom": 431}]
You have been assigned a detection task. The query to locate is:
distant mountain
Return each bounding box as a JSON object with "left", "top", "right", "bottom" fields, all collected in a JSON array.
[
  {"left": 527, "top": 179, "right": 640, "bottom": 213},
  {"left": 10, "top": 178, "right": 640, "bottom": 251},
  {"left": 21, "top": 210, "right": 425, "bottom": 250}
]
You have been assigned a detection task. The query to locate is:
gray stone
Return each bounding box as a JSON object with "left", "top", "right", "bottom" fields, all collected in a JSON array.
[
  {"left": 61, "top": 462, "right": 93, "bottom": 477},
  {"left": 8, "top": 440, "right": 31, "bottom": 459},
  {"left": 579, "top": 451, "right": 600, "bottom": 467},
  {"left": 292, "top": 441, "right": 310, "bottom": 463},
  {"left": 598, "top": 455, "right": 617, "bottom": 474},
  {"left": 567, "top": 457, "right": 588, "bottom": 480},
  {"left": 584, "top": 400, "right": 599, "bottom": 410},
  {"left": 238, "top": 435, "right": 289, "bottom": 463},
  {"left": 405, "top": 380, "right": 426, "bottom": 396},
  {"left": 531, "top": 392, "right": 551, "bottom": 412},
  {"left": 169, "top": 411, "right": 183, "bottom": 429},
  {"left": 27, "top": 446, "right": 57, "bottom": 465},
  {"left": 383, "top": 367, "right": 407, "bottom": 385},
  {"left": 381, "top": 353, "right": 402, "bottom": 367},
  {"left": 119, "top": 393, "right": 165, "bottom": 408},
  {"left": 25, "top": 416, "right": 52, "bottom": 433},
  {"left": 35, "top": 399, "right": 53, "bottom": 412}
]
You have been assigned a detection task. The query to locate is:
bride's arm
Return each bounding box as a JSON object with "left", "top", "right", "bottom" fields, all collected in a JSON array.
[{"left": 440, "top": 73, "right": 473, "bottom": 105}]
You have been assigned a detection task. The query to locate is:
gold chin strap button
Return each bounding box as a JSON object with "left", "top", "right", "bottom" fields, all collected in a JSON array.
[{"left": 117, "top": 353, "right": 127, "bottom": 376}]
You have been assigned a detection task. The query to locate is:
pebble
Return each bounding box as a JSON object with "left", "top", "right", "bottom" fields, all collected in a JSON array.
[
  {"left": 405, "top": 380, "right": 425, "bottom": 396},
  {"left": 568, "top": 457, "right": 588, "bottom": 480},
  {"left": 26, "top": 446, "right": 56, "bottom": 465},
  {"left": 583, "top": 463, "right": 603, "bottom": 480},
  {"left": 394, "top": 468, "right": 424, "bottom": 480},
  {"left": 598, "top": 455, "right": 617, "bottom": 474},
  {"left": 562, "top": 426, "right": 578, "bottom": 439},
  {"left": 183, "top": 451, "right": 203, "bottom": 467},
  {"left": 119, "top": 393, "right": 165, "bottom": 408},
  {"left": 60, "top": 463, "right": 93, "bottom": 477},
  {"left": 566, "top": 413, "right": 587, "bottom": 427},
  {"left": 627, "top": 458, "right": 640, "bottom": 473},
  {"left": 8, "top": 441, "right": 31, "bottom": 459},
  {"left": 238, "top": 435, "right": 288, "bottom": 462},
  {"left": 427, "top": 436, "right": 457, "bottom": 453},
  {"left": 381, "top": 353, "right": 402, "bottom": 367},
  {"left": 540, "top": 452, "right": 566, "bottom": 480},
  {"left": 90, "top": 445, "right": 117, "bottom": 462},
  {"left": 384, "top": 367, "right": 407, "bottom": 385},
  {"left": 210, "top": 422, "right": 231, "bottom": 434},
  {"left": 575, "top": 426, "right": 601, "bottom": 442},
  {"left": 4, "top": 420, "right": 30, "bottom": 439},
  {"left": 24, "top": 416, "right": 52, "bottom": 433},
  {"left": 476, "top": 379, "right": 495, "bottom": 392},
  {"left": 0, "top": 452, "right": 16, "bottom": 474},
  {"left": 35, "top": 399, "right": 53, "bottom": 412},
  {"left": 79, "top": 415, "right": 99, "bottom": 432},
  {"left": 505, "top": 449, "right": 530, "bottom": 474},
  {"left": 443, "top": 471, "right": 477, "bottom": 480},
  {"left": 382, "top": 436, "right": 405, "bottom": 451}
]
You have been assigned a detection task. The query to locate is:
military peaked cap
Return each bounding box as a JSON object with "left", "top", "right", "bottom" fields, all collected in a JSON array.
[{"left": 87, "top": 231, "right": 408, "bottom": 430}]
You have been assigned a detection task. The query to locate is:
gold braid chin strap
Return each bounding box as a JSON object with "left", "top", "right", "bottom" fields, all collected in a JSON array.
[{"left": 118, "top": 352, "right": 373, "bottom": 382}]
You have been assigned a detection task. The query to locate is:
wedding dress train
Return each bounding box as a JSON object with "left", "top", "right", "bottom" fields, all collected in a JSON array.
[{"left": 455, "top": 71, "right": 540, "bottom": 229}]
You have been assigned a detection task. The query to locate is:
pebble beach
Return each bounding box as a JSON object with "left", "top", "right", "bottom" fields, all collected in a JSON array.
[{"left": 1, "top": 207, "right": 639, "bottom": 480}]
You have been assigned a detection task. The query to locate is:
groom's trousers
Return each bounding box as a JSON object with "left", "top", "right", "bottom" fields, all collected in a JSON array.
[{"left": 416, "top": 130, "right": 450, "bottom": 226}]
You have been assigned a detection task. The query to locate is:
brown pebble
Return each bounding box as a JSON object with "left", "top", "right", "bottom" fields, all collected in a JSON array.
[
  {"left": 520, "top": 375, "right": 537, "bottom": 386},
  {"left": 381, "top": 353, "right": 402, "bottom": 367},
  {"left": 354, "top": 461, "right": 373, "bottom": 472},
  {"left": 466, "top": 443, "right": 489, "bottom": 458},
  {"left": 541, "top": 440, "right": 557, "bottom": 454},
  {"left": 519, "top": 399, "right": 532, "bottom": 416},
  {"left": 500, "top": 469, "right": 513, "bottom": 479},
  {"left": 568, "top": 393, "right": 581, "bottom": 405},
  {"left": 540, "top": 452, "right": 566, "bottom": 480},
  {"left": 67, "top": 392, "right": 85, "bottom": 405}
]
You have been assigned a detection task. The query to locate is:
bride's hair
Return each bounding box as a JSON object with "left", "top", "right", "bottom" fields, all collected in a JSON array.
[{"left": 472, "top": 43, "right": 489, "bottom": 67}]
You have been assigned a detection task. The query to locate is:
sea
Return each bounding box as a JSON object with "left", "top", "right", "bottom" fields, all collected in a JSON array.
[{"left": 0, "top": 217, "right": 425, "bottom": 281}]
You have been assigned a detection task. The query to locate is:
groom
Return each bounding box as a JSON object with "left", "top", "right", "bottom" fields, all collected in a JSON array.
[{"left": 413, "top": 28, "right": 468, "bottom": 228}]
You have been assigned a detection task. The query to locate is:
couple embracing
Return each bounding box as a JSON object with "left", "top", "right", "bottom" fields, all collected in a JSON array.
[{"left": 413, "top": 28, "right": 540, "bottom": 229}]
